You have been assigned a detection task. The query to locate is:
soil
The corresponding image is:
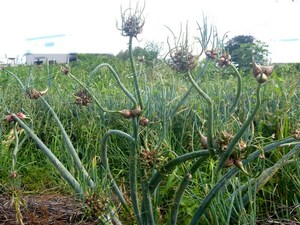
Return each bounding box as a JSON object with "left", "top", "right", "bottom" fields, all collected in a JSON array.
[{"left": 0, "top": 194, "right": 98, "bottom": 225}]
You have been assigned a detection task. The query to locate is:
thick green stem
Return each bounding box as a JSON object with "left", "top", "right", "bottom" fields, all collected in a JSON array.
[
  {"left": 129, "top": 36, "right": 143, "bottom": 109},
  {"left": 141, "top": 168, "right": 155, "bottom": 225},
  {"left": 187, "top": 72, "right": 214, "bottom": 156},
  {"left": 130, "top": 117, "right": 142, "bottom": 225},
  {"left": 217, "top": 83, "right": 262, "bottom": 171},
  {"left": 39, "top": 95, "right": 95, "bottom": 190},
  {"left": 170, "top": 155, "right": 209, "bottom": 225},
  {"left": 170, "top": 58, "right": 210, "bottom": 117},
  {"left": 229, "top": 64, "right": 242, "bottom": 113},
  {"left": 87, "top": 63, "right": 138, "bottom": 107},
  {"left": 189, "top": 137, "right": 297, "bottom": 225},
  {"left": 149, "top": 150, "right": 211, "bottom": 193},
  {"left": 11, "top": 114, "right": 83, "bottom": 197},
  {"left": 6, "top": 70, "right": 26, "bottom": 91},
  {"left": 101, "top": 130, "right": 133, "bottom": 212},
  {"left": 12, "top": 122, "right": 19, "bottom": 171}
]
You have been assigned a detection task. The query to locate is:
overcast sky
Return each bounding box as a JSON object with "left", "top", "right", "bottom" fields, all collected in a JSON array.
[{"left": 0, "top": 0, "right": 299, "bottom": 63}]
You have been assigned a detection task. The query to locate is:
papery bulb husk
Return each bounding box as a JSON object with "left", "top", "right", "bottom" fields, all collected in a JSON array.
[
  {"left": 220, "top": 131, "right": 233, "bottom": 143},
  {"left": 234, "top": 158, "right": 249, "bottom": 175},
  {"left": 39, "top": 88, "right": 48, "bottom": 96},
  {"left": 199, "top": 133, "right": 208, "bottom": 149},
  {"left": 253, "top": 62, "right": 262, "bottom": 77},
  {"left": 263, "top": 66, "right": 274, "bottom": 76},
  {"left": 239, "top": 140, "right": 247, "bottom": 150}
]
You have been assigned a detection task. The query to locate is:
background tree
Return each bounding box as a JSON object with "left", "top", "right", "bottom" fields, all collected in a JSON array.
[
  {"left": 225, "top": 35, "right": 269, "bottom": 73},
  {"left": 116, "top": 40, "right": 162, "bottom": 67}
]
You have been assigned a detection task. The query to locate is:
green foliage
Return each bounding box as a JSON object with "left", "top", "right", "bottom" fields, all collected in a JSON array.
[
  {"left": 116, "top": 40, "right": 162, "bottom": 67},
  {"left": 225, "top": 35, "right": 269, "bottom": 73}
]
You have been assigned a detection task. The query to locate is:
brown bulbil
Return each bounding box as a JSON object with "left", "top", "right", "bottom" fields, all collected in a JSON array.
[
  {"left": 131, "top": 107, "right": 142, "bottom": 117},
  {"left": 292, "top": 129, "right": 300, "bottom": 139},
  {"left": 61, "top": 65, "right": 70, "bottom": 75},
  {"left": 217, "top": 52, "right": 232, "bottom": 67},
  {"left": 139, "top": 117, "right": 149, "bottom": 126},
  {"left": 224, "top": 156, "right": 234, "bottom": 167},
  {"left": 256, "top": 73, "right": 268, "bottom": 83},
  {"left": 253, "top": 62, "right": 262, "bottom": 77},
  {"left": 205, "top": 49, "right": 218, "bottom": 60},
  {"left": 252, "top": 62, "right": 274, "bottom": 83},
  {"left": 5, "top": 112, "right": 27, "bottom": 123},
  {"left": 119, "top": 109, "right": 132, "bottom": 119}
]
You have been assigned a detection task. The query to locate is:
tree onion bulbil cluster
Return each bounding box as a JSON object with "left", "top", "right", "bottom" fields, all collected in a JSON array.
[{"left": 4, "top": 3, "right": 300, "bottom": 225}]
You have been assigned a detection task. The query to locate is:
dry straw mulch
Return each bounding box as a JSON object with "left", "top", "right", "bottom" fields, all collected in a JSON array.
[{"left": 0, "top": 194, "right": 97, "bottom": 225}]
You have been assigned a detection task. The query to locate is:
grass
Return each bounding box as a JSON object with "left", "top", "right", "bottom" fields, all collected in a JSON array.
[{"left": 1, "top": 57, "right": 299, "bottom": 224}]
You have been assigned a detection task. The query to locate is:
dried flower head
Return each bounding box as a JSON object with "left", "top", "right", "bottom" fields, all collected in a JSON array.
[
  {"left": 140, "top": 148, "right": 158, "bottom": 167},
  {"left": 25, "top": 87, "right": 48, "bottom": 99},
  {"left": 252, "top": 62, "right": 274, "bottom": 83},
  {"left": 118, "top": 5, "right": 145, "bottom": 38},
  {"left": 61, "top": 64, "right": 70, "bottom": 75},
  {"left": 74, "top": 89, "right": 92, "bottom": 106},
  {"left": 84, "top": 193, "right": 109, "bottom": 217},
  {"left": 217, "top": 52, "right": 232, "bottom": 67},
  {"left": 217, "top": 131, "right": 233, "bottom": 151},
  {"left": 205, "top": 49, "right": 218, "bottom": 60},
  {"left": 137, "top": 55, "right": 145, "bottom": 62},
  {"left": 166, "top": 47, "right": 198, "bottom": 73}
]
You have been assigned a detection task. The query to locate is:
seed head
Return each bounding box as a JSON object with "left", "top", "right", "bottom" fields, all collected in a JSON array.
[
  {"left": 118, "top": 6, "right": 145, "bottom": 38},
  {"left": 166, "top": 47, "right": 198, "bottom": 73},
  {"left": 74, "top": 89, "right": 92, "bottom": 106}
]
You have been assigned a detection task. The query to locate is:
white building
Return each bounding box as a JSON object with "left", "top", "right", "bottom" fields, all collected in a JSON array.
[{"left": 25, "top": 53, "right": 77, "bottom": 65}]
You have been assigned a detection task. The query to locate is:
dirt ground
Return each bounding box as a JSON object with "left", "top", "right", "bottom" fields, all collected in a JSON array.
[{"left": 0, "top": 194, "right": 98, "bottom": 225}]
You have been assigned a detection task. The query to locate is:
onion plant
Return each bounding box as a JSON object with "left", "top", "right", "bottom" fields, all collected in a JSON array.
[{"left": 4, "top": 3, "right": 300, "bottom": 225}]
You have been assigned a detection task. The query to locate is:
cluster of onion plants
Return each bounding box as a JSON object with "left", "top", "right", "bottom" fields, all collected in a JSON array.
[{"left": 3, "top": 4, "right": 300, "bottom": 225}]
